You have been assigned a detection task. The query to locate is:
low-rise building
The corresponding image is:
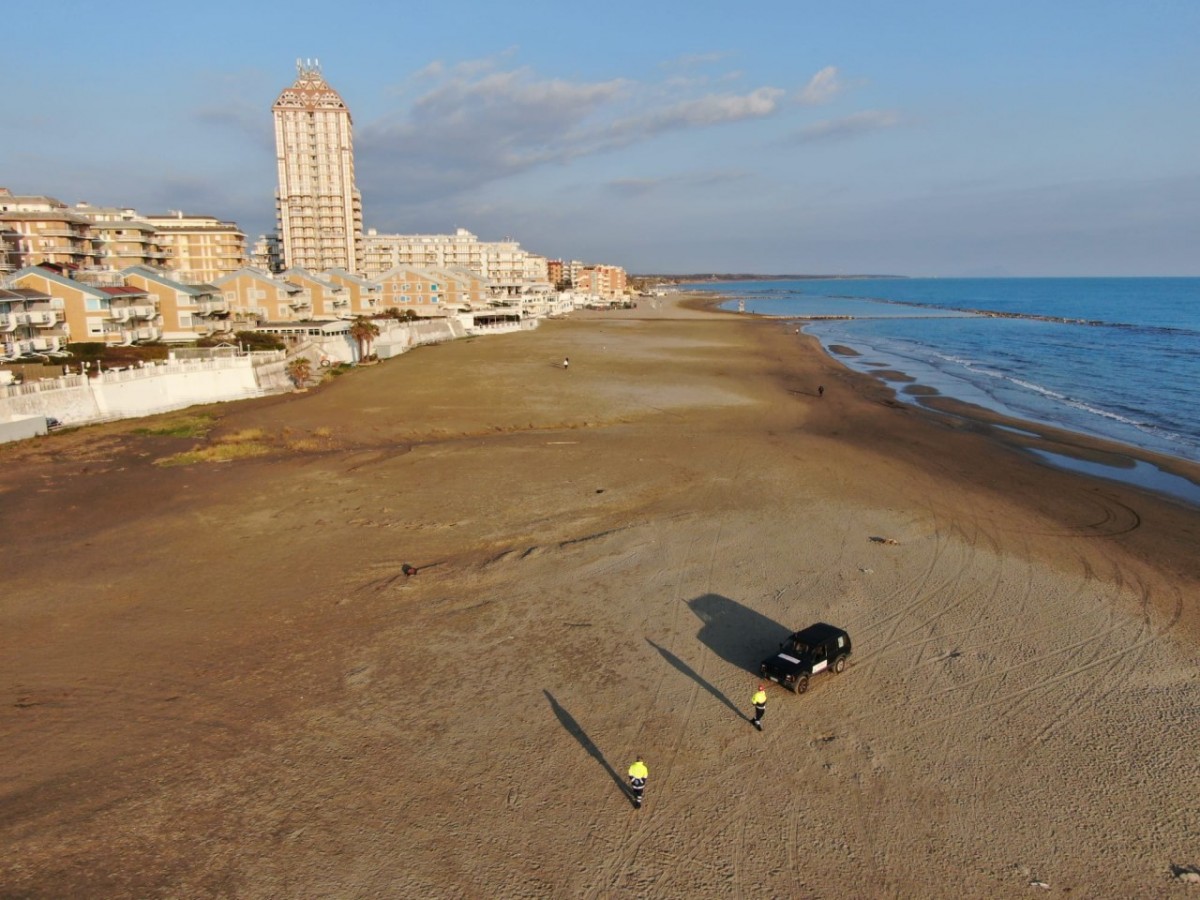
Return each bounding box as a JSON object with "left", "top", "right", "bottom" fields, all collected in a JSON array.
[
  {"left": 322, "top": 268, "right": 383, "bottom": 316},
  {"left": 213, "top": 268, "right": 313, "bottom": 323},
  {"left": 0, "top": 284, "right": 68, "bottom": 360},
  {"left": 279, "top": 268, "right": 351, "bottom": 319},
  {"left": 9, "top": 266, "right": 160, "bottom": 345},
  {"left": 121, "top": 266, "right": 233, "bottom": 342}
]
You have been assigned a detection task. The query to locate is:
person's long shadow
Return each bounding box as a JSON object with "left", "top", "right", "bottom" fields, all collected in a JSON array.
[
  {"left": 646, "top": 639, "right": 749, "bottom": 722},
  {"left": 687, "top": 593, "right": 792, "bottom": 673},
  {"left": 544, "top": 690, "right": 635, "bottom": 807}
]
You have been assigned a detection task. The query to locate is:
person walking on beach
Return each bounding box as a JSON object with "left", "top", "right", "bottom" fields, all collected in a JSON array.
[
  {"left": 752, "top": 684, "right": 767, "bottom": 731},
  {"left": 817, "top": 385, "right": 825, "bottom": 398},
  {"left": 628, "top": 756, "right": 648, "bottom": 808},
  {"left": 563, "top": 356, "right": 570, "bottom": 370}
]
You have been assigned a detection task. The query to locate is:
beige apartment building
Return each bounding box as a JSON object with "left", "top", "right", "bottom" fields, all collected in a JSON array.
[
  {"left": 213, "top": 268, "right": 312, "bottom": 323},
  {"left": 121, "top": 266, "right": 233, "bottom": 342},
  {"left": 0, "top": 284, "right": 67, "bottom": 360},
  {"left": 0, "top": 191, "right": 101, "bottom": 273},
  {"left": 322, "top": 268, "right": 383, "bottom": 317},
  {"left": 70, "top": 203, "right": 170, "bottom": 272},
  {"left": 143, "top": 212, "right": 248, "bottom": 283},
  {"left": 576, "top": 264, "right": 628, "bottom": 298},
  {"left": 273, "top": 62, "right": 363, "bottom": 273},
  {"left": 375, "top": 266, "right": 454, "bottom": 318},
  {"left": 10, "top": 266, "right": 160, "bottom": 346},
  {"left": 279, "top": 268, "right": 351, "bottom": 319}
]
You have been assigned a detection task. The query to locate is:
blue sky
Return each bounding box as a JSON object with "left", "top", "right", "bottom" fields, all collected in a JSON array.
[{"left": 3, "top": 0, "right": 1197, "bottom": 276}]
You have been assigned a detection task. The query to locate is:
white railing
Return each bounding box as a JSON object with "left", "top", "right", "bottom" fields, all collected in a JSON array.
[{"left": 0, "top": 374, "right": 87, "bottom": 398}]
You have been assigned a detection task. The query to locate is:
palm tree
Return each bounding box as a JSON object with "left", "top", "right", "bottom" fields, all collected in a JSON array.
[
  {"left": 286, "top": 355, "right": 312, "bottom": 388},
  {"left": 349, "top": 316, "right": 380, "bottom": 362}
]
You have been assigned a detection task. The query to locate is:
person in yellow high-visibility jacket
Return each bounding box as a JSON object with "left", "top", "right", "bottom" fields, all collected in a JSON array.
[
  {"left": 628, "top": 756, "right": 648, "bottom": 808},
  {"left": 752, "top": 684, "right": 768, "bottom": 731}
]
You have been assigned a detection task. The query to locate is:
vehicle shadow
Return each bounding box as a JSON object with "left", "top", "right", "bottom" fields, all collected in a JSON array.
[
  {"left": 686, "top": 593, "right": 792, "bottom": 673},
  {"left": 543, "top": 690, "right": 635, "bottom": 807},
  {"left": 646, "top": 638, "right": 749, "bottom": 722}
]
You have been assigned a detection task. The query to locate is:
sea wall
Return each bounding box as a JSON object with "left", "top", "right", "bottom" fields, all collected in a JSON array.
[{"left": 0, "top": 354, "right": 286, "bottom": 431}]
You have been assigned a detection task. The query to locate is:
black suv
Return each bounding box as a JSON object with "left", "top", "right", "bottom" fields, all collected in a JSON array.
[{"left": 760, "top": 622, "right": 852, "bottom": 693}]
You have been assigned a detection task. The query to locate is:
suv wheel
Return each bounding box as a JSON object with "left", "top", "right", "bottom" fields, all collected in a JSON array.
[
  {"left": 793, "top": 675, "right": 809, "bottom": 694},
  {"left": 833, "top": 655, "right": 847, "bottom": 674}
]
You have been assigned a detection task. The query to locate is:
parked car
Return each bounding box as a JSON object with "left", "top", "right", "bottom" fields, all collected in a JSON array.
[{"left": 760, "top": 622, "right": 852, "bottom": 693}]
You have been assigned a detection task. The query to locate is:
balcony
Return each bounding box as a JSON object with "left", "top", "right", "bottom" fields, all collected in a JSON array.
[
  {"left": 110, "top": 304, "right": 156, "bottom": 322},
  {"left": 195, "top": 297, "right": 230, "bottom": 315},
  {"left": 17, "top": 310, "right": 59, "bottom": 327},
  {"left": 0, "top": 313, "right": 16, "bottom": 331},
  {"left": 30, "top": 336, "right": 62, "bottom": 352}
]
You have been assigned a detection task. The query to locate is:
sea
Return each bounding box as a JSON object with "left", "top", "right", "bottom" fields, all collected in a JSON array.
[{"left": 690, "top": 278, "right": 1200, "bottom": 506}]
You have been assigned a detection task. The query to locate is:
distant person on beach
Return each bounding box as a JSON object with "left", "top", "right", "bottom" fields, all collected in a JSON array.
[
  {"left": 752, "top": 684, "right": 767, "bottom": 731},
  {"left": 628, "top": 756, "right": 648, "bottom": 808},
  {"left": 818, "top": 385, "right": 825, "bottom": 398},
  {"left": 563, "top": 357, "right": 570, "bottom": 370}
]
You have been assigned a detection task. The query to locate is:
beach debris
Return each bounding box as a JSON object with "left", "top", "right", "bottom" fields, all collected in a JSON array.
[
  {"left": 402, "top": 563, "right": 418, "bottom": 576},
  {"left": 1172, "top": 864, "right": 1200, "bottom": 883},
  {"left": 869, "top": 536, "right": 901, "bottom": 545},
  {"left": 1029, "top": 881, "right": 1050, "bottom": 890},
  {"left": 859, "top": 567, "right": 873, "bottom": 574}
]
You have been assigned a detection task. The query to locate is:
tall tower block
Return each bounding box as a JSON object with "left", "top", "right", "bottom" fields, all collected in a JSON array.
[{"left": 272, "top": 60, "right": 364, "bottom": 274}]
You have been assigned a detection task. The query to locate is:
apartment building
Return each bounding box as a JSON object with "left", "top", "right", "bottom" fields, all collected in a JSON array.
[
  {"left": 0, "top": 191, "right": 101, "bottom": 272},
  {"left": 9, "top": 266, "right": 160, "bottom": 345},
  {"left": 362, "top": 228, "right": 547, "bottom": 293},
  {"left": 0, "top": 285, "right": 67, "bottom": 360},
  {"left": 575, "top": 264, "right": 628, "bottom": 298},
  {"left": 143, "top": 212, "right": 248, "bottom": 283},
  {"left": 375, "top": 266, "right": 455, "bottom": 318},
  {"left": 121, "top": 266, "right": 233, "bottom": 342},
  {"left": 322, "top": 268, "right": 383, "bottom": 317},
  {"left": 70, "top": 203, "right": 170, "bottom": 272},
  {"left": 273, "top": 61, "right": 363, "bottom": 273},
  {"left": 279, "top": 268, "right": 350, "bottom": 319},
  {"left": 213, "top": 268, "right": 312, "bottom": 323},
  {"left": 251, "top": 233, "right": 283, "bottom": 273}
]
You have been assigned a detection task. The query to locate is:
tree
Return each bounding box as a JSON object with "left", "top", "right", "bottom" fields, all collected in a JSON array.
[
  {"left": 349, "top": 316, "right": 381, "bottom": 362},
  {"left": 286, "top": 355, "right": 312, "bottom": 388}
]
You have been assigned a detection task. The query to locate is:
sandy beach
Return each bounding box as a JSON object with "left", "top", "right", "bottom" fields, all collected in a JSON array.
[{"left": 3, "top": 293, "right": 1199, "bottom": 898}]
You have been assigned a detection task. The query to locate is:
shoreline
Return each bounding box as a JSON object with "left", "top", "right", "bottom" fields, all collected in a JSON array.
[
  {"left": 684, "top": 291, "right": 1200, "bottom": 509},
  {"left": 2, "top": 291, "right": 1198, "bottom": 896}
]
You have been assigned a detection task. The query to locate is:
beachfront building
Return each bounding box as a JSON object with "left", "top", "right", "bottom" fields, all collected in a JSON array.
[
  {"left": 0, "top": 284, "right": 67, "bottom": 360},
  {"left": 375, "top": 266, "right": 453, "bottom": 318},
  {"left": 142, "top": 212, "right": 249, "bottom": 283},
  {"left": 9, "top": 266, "right": 160, "bottom": 346},
  {"left": 120, "top": 266, "right": 232, "bottom": 343},
  {"left": 273, "top": 61, "right": 363, "bottom": 274},
  {"left": 279, "top": 268, "right": 350, "bottom": 319},
  {"left": 361, "top": 228, "right": 548, "bottom": 294},
  {"left": 0, "top": 191, "right": 101, "bottom": 273},
  {"left": 213, "top": 268, "right": 313, "bottom": 324},
  {"left": 322, "top": 268, "right": 383, "bottom": 317},
  {"left": 575, "top": 264, "right": 627, "bottom": 298},
  {"left": 251, "top": 233, "right": 283, "bottom": 273},
  {"left": 69, "top": 204, "right": 170, "bottom": 273}
]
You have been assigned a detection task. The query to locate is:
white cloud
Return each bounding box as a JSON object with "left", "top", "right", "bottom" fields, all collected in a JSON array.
[
  {"left": 794, "top": 109, "right": 902, "bottom": 143},
  {"left": 799, "top": 66, "right": 845, "bottom": 105}
]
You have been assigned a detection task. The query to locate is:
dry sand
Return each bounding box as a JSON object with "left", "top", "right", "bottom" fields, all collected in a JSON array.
[{"left": 3, "top": 294, "right": 1199, "bottom": 898}]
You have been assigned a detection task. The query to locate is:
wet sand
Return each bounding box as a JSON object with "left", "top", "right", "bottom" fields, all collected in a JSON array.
[{"left": 2, "top": 293, "right": 1199, "bottom": 897}]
